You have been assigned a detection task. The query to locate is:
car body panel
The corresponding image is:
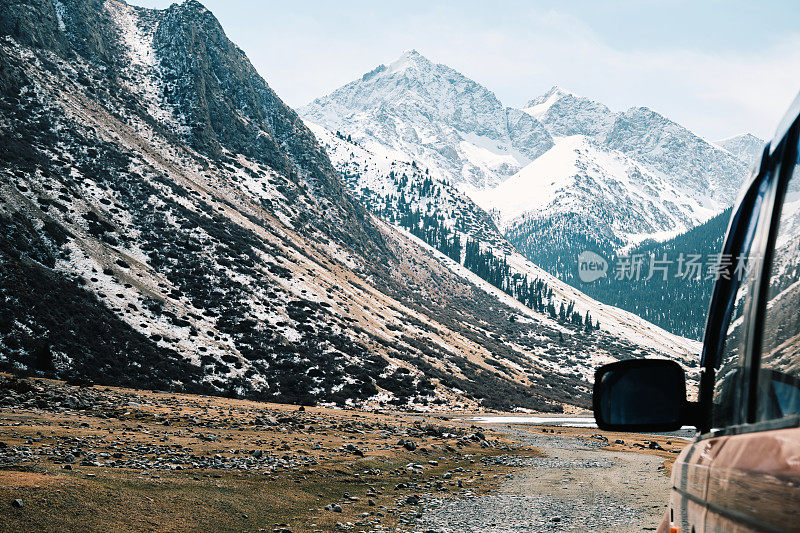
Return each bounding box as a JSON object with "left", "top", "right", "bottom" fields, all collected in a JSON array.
[
  {"left": 663, "top": 93, "right": 800, "bottom": 533},
  {"left": 668, "top": 438, "right": 725, "bottom": 533},
  {"left": 705, "top": 427, "right": 800, "bottom": 532},
  {"left": 666, "top": 428, "right": 800, "bottom": 532}
]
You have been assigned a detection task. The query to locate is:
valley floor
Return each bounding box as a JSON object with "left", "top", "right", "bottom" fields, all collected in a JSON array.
[
  {"left": 412, "top": 425, "right": 684, "bottom": 532},
  {"left": 0, "top": 375, "right": 686, "bottom": 532}
]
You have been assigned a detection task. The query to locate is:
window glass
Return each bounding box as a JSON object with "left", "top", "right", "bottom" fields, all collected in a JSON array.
[
  {"left": 711, "top": 177, "right": 772, "bottom": 429},
  {"left": 758, "top": 141, "right": 800, "bottom": 422},
  {"left": 711, "top": 250, "right": 757, "bottom": 428}
]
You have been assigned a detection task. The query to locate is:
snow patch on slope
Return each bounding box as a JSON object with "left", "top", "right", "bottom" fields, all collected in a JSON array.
[
  {"left": 105, "top": 0, "right": 189, "bottom": 134},
  {"left": 52, "top": 0, "right": 67, "bottom": 31},
  {"left": 471, "top": 135, "right": 720, "bottom": 244}
]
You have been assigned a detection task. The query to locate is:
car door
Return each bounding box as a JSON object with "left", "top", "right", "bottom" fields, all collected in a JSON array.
[
  {"left": 662, "top": 129, "right": 776, "bottom": 533},
  {"left": 702, "top": 109, "right": 800, "bottom": 532},
  {"left": 663, "top": 111, "right": 791, "bottom": 533}
]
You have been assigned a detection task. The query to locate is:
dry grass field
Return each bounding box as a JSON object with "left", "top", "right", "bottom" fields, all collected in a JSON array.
[
  {"left": 0, "top": 375, "right": 545, "bottom": 532},
  {"left": 0, "top": 375, "right": 689, "bottom": 531}
]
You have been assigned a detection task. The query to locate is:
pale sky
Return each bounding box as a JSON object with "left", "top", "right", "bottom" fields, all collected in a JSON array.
[{"left": 130, "top": 0, "right": 800, "bottom": 141}]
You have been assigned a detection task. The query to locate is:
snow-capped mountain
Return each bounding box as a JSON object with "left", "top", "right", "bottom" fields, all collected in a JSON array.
[
  {"left": 302, "top": 53, "right": 757, "bottom": 251},
  {"left": 0, "top": 0, "right": 701, "bottom": 413},
  {"left": 526, "top": 87, "right": 760, "bottom": 205},
  {"left": 301, "top": 52, "right": 763, "bottom": 341},
  {"left": 471, "top": 135, "right": 719, "bottom": 245},
  {"left": 495, "top": 87, "right": 761, "bottom": 276},
  {"left": 491, "top": 89, "right": 763, "bottom": 338},
  {"left": 714, "top": 133, "right": 766, "bottom": 168},
  {"left": 300, "top": 50, "right": 553, "bottom": 190},
  {"left": 603, "top": 106, "right": 753, "bottom": 206},
  {"left": 307, "top": 114, "right": 701, "bottom": 366},
  {"left": 505, "top": 86, "right": 756, "bottom": 229},
  {"left": 524, "top": 86, "right": 616, "bottom": 139}
]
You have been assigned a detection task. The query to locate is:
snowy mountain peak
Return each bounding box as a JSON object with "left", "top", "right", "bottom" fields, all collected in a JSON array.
[
  {"left": 714, "top": 133, "right": 766, "bottom": 167},
  {"left": 304, "top": 50, "right": 505, "bottom": 125},
  {"left": 383, "top": 48, "right": 432, "bottom": 74},
  {"left": 524, "top": 86, "right": 614, "bottom": 139},
  {"left": 547, "top": 84, "right": 574, "bottom": 97},
  {"left": 397, "top": 48, "right": 425, "bottom": 61},
  {"left": 524, "top": 85, "right": 576, "bottom": 114},
  {"left": 300, "top": 52, "right": 553, "bottom": 189}
]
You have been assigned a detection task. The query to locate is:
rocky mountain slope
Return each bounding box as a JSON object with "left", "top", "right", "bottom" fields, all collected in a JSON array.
[
  {"left": 714, "top": 133, "right": 766, "bottom": 168},
  {"left": 0, "top": 0, "right": 699, "bottom": 412},
  {"left": 302, "top": 57, "right": 763, "bottom": 337}
]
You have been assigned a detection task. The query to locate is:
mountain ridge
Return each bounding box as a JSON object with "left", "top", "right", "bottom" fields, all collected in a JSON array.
[
  {"left": 0, "top": 0, "right": 699, "bottom": 413},
  {"left": 300, "top": 50, "right": 554, "bottom": 190},
  {"left": 300, "top": 51, "right": 763, "bottom": 340}
]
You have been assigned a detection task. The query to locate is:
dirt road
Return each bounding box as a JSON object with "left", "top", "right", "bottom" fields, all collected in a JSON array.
[{"left": 413, "top": 426, "right": 674, "bottom": 532}]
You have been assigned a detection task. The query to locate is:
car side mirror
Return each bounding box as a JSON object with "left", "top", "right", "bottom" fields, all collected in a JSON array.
[{"left": 593, "top": 359, "right": 688, "bottom": 432}]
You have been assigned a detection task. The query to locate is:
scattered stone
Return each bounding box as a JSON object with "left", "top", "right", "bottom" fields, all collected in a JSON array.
[{"left": 405, "top": 495, "right": 420, "bottom": 505}]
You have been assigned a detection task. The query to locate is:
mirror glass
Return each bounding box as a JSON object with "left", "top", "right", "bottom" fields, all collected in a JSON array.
[{"left": 595, "top": 361, "right": 685, "bottom": 429}]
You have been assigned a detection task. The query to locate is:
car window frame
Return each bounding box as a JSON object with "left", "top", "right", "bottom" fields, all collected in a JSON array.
[
  {"left": 698, "top": 118, "right": 800, "bottom": 439},
  {"left": 750, "top": 120, "right": 800, "bottom": 425},
  {"left": 698, "top": 145, "right": 774, "bottom": 434}
]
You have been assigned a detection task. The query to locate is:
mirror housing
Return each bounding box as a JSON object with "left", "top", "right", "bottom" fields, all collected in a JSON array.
[{"left": 593, "top": 359, "right": 688, "bottom": 432}]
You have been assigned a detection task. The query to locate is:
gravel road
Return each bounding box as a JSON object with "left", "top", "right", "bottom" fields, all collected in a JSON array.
[{"left": 412, "top": 426, "right": 670, "bottom": 532}]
